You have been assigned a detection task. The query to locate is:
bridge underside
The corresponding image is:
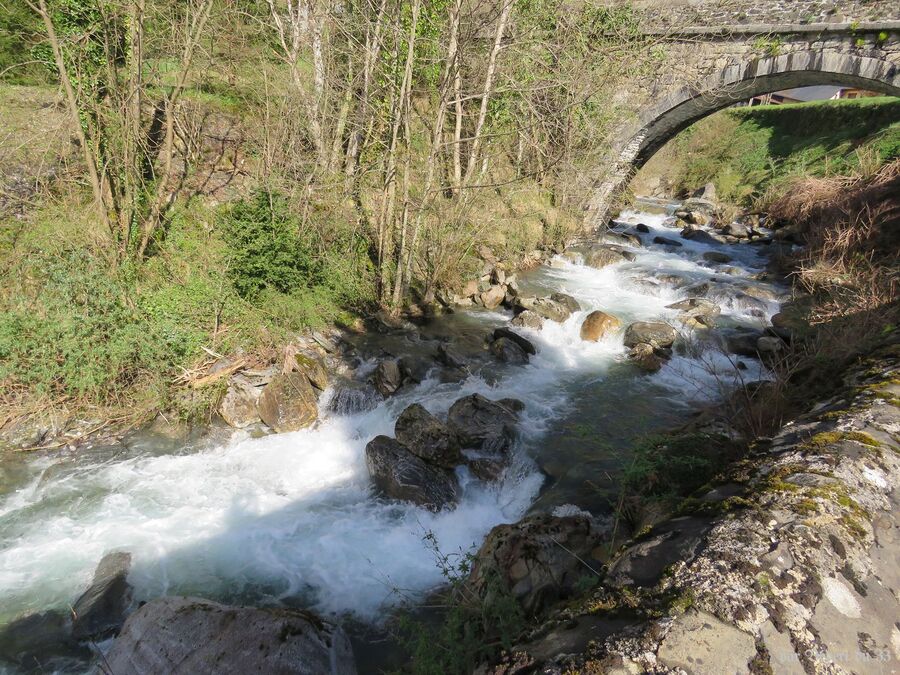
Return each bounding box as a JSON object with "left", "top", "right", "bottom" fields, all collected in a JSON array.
[{"left": 587, "top": 38, "right": 900, "bottom": 226}]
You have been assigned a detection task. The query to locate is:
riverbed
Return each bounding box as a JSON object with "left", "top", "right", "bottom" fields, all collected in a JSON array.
[{"left": 0, "top": 202, "right": 787, "bottom": 672}]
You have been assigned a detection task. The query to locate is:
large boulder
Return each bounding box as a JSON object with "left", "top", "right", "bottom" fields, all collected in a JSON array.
[
  {"left": 365, "top": 435, "right": 459, "bottom": 511},
  {"left": 446, "top": 394, "right": 521, "bottom": 455},
  {"left": 394, "top": 404, "right": 461, "bottom": 468},
  {"left": 295, "top": 353, "right": 329, "bottom": 390},
  {"left": 681, "top": 227, "right": 727, "bottom": 245},
  {"left": 465, "top": 514, "right": 606, "bottom": 616},
  {"left": 721, "top": 221, "right": 750, "bottom": 238},
  {"left": 579, "top": 311, "right": 621, "bottom": 342},
  {"left": 490, "top": 337, "right": 529, "bottom": 364},
  {"left": 623, "top": 321, "right": 677, "bottom": 349},
  {"left": 703, "top": 250, "right": 732, "bottom": 264},
  {"left": 103, "top": 597, "right": 356, "bottom": 675},
  {"left": 219, "top": 380, "right": 261, "bottom": 428},
  {"left": 510, "top": 310, "right": 544, "bottom": 330},
  {"left": 515, "top": 296, "right": 571, "bottom": 323},
  {"left": 492, "top": 327, "right": 536, "bottom": 356},
  {"left": 480, "top": 284, "right": 506, "bottom": 309},
  {"left": 653, "top": 235, "right": 682, "bottom": 247},
  {"left": 691, "top": 183, "right": 717, "bottom": 202},
  {"left": 550, "top": 292, "right": 580, "bottom": 314},
  {"left": 0, "top": 610, "right": 88, "bottom": 669},
  {"left": 257, "top": 373, "right": 319, "bottom": 432},
  {"left": 373, "top": 359, "right": 402, "bottom": 397},
  {"left": 72, "top": 551, "right": 133, "bottom": 640},
  {"left": 584, "top": 246, "right": 628, "bottom": 269}
]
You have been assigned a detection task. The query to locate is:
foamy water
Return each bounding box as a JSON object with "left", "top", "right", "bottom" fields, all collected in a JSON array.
[{"left": 0, "top": 207, "right": 784, "bottom": 646}]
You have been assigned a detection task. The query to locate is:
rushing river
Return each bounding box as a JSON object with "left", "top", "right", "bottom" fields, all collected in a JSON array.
[{"left": 0, "top": 202, "right": 786, "bottom": 672}]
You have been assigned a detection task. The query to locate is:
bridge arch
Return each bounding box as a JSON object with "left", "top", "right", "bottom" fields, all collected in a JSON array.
[{"left": 589, "top": 47, "right": 900, "bottom": 223}]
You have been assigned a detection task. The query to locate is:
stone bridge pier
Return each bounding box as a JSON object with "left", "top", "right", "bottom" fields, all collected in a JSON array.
[{"left": 586, "top": 0, "right": 900, "bottom": 225}]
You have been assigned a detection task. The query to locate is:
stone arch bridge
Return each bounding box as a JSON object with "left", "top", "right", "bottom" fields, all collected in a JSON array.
[{"left": 587, "top": 0, "right": 900, "bottom": 224}]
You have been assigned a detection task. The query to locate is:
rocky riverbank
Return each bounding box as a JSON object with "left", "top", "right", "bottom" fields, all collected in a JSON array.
[
  {"left": 4, "top": 187, "right": 878, "bottom": 674},
  {"left": 472, "top": 343, "right": 899, "bottom": 674}
]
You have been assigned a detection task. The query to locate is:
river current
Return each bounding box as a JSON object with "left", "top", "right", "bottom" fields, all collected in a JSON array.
[{"left": 0, "top": 202, "right": 786, "bottom": 671}]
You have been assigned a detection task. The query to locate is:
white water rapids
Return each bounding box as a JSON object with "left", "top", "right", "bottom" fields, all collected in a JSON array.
[{"left": 0, "top": 206, "right": 786, "bottom": 648}]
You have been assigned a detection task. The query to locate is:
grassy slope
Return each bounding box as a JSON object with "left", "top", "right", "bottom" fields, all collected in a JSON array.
[{"left": 633, "top": 96, "right": 900, "bottom": 206}]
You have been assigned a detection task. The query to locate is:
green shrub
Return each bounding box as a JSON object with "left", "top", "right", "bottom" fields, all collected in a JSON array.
[
  {"left": 219, "top": 190, "right": 324, "bottom": 300},
  {"left": 0, "top": 251, "right": 196, "bottom": 401}
]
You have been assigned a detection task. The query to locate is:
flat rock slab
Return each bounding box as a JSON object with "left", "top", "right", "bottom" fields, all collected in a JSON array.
[
  {"left": 103, "top": 596, "right": 357, "bottom": 675},
  {"left": 607, "top": 516, "right": 712, "bottom": 587},
  {"left": 657, "top": 610, "right": 756, "bottom": 675}
]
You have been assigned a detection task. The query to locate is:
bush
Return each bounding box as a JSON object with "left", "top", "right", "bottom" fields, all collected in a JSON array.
[
  {"left": 0, "top": 251, "right": 197, "bottom": 402},
  {"left": 219, "top": 190, "right": 324, "bottom": 300}
]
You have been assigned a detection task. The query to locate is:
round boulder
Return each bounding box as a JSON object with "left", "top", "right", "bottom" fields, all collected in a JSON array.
[
  {"left": 580, "top": 311, "right": 621, "bottom": 342},
  {"left": 365, "top": 435, "right": 459, "bottom": 511},
  {"left": 257, "top": 373, "right": 319, "bottom": 432}
]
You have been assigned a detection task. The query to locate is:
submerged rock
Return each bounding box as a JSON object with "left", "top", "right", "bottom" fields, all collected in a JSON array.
[
  {"left": 666, "top": 298, "right": 721, "bottom": 321},
  {"left": 257, "top": 372, "right": 319, "bottom": 432},
  {"left": 628, "top": 343, "right": 665, "bottom": 372},
  {"left": 466, "top": 514, "right": 606, "bottom": 615},
  {"left": 579, "top": 311, "right": 621, "bottom": 342},
  {"left": 365, "top": 435, "right": 459, "bottom": 511},
  {"left": 394, "top": 404, "right": 461, "bottom": 468},
  {"left": 653, "top": 235, "right": 682, "bottom": 247},
  {"left": 703, "top": 250, "right": 732, "bottom": 264},
  {"left": 447, "top": 394, "right": 521, "bottom": 455},
  {"left": 72, "top": 551, "right": 133, "bottom": 640},
  {"left": 103, "top": 597, "right": 357, "bottom": 675},
  {"left": 623, "top": 321, "right": 677, "bottom": 349},
  {"left": 0, "top": 610, "right": 87, "bottom": 669},
  {"left": 328, "top": 380, "right": 382, "bottom": 415}
]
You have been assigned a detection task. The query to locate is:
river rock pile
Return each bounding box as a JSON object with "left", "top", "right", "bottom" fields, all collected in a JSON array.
[{"left": 365, "top": 394, "right": 524, "bottom": 510}]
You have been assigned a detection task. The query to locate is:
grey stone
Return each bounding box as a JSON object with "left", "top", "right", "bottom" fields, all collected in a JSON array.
[
  {"left": 493, "top": 327, "right": 537, "bottom": 355},
  {"left": 257, "top": 372, "right": 319, "bottom": 432},
  {"left": 72, "top": 551, "right": 132, "bottom": 640},
  {"left": 394, "top": 404, "right": 461, "bottom": 468},
  {"left": 623, "top": 321, "right": 677, "bottom": 348},
  {"left": 365, "top": 435, "right": 459, "bottom": 511},
  {"left": 447, "top": 394, "right": 520, "bottom": 455},
  {"left": 103, "top": 597, "right": 356, "bottom": 675},
  {"left": 657, "top": 610, "right": 756, "bottom": 675}
]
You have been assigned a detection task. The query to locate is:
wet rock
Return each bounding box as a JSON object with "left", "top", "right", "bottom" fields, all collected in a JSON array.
[
  {"left": 585, "top": 246, "right": 628, "bottom": 269},
  {"left": 580, "top": 311, "right": 621, "bottom": 342},
  {"left": 653, "top": 235, "right": 682, "bottom": 247},
  {"left": 395, "top": 404, "right": 462, "bottom": 468},
  {"left": 373, "top": 359, "right": 402, "bottom": 396},
  {"left": 493, "top": 327, "right": 537, "bottom": 355},
  {"left": 490, "top": 337, "right": 529, "bottom": 364},
  {"left": 466, "top": 456, "right": 508, "bottom": 482},
  {"left": 257, "top": 372, "right": 319, "bottom": 432},
  {"left": 515, "top": 296, "right": 571, "bottom": 323},
  {"left": 447, "top": 394, "right": 521, "bottom": 455},
  {"left": 365, "top": 435, "right": 459, "bottom": 511},
  {"left": 603, "top": 231, "right": 642, "bottom": 247},
  {"left": 103, "top": 597, "right": 357, "bottom": 675},
  {"left": 328, "top": 380, "right": 382, "bottom": 415},
  {"left": 723, "top": 328, "right": 766, "bottom": 357},
  {"left": 466, "top": 514, "right": 605, "bottom": 615},
  {"left": 628, "top": 343, "right": 665, "bottom": 372},
  {"left": 682, "top": 197, "right": 717, "bottom": 216},
  {"left": 0, "top": 610, "right": 88, "bottom": 669},
  {"left": 550, "top": 292, "right": 580, "bottom": 314},
  {"left": 703, "top": 250, "right": 732, "bottom": 264},
  {"left": 294, "top": 353, "right": 329, "bottom": 390},
  {"left": 666, "top": 298, "right": 720, "bottom": 321},
  {"left": 511, "top": 310, "right": 544, "bottom": 330},
  {"left": 436, "top": 343, "right": 468, "bottom": 369},
  {"left": 623, "top": 321, "right": 677, "bottom": 349},
  {"left": 681, "top": 227, "right": 727, "bottom": 245},
  {"left": 72, "top": 551, "right": 133, "bottom": 640},
  {"left": 398, "top": 355, "right": 431, "bottom": 384},
  {"left": 480, "top": 284, "right": 506, "bottom": 310},
  {"left": 219, "top": 380, "right": 261, "bottom": 428},
  {"left": 635, "top": 223, "right": 650, "bottom": 233}
]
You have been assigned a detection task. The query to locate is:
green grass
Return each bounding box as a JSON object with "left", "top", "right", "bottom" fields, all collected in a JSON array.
[{"left": 637, "top": 96, "right": 900, "bottom": 206}]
